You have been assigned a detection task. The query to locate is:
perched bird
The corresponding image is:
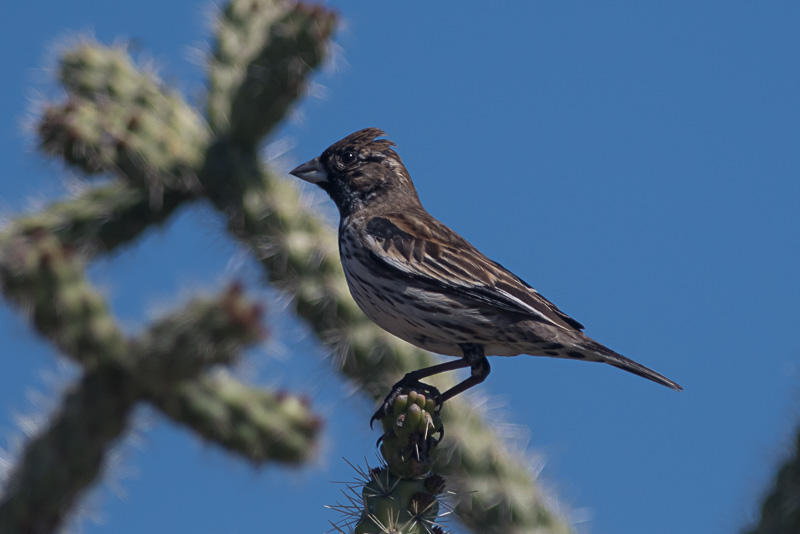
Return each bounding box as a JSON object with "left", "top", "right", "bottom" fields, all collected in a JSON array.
[{"left": 291, "top": 128, "right": 681, "bottom": 415}]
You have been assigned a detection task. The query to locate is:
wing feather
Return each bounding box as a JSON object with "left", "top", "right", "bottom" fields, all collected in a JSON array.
[{"left": 363, "top": 213, "right": 584, "bottom": 331}]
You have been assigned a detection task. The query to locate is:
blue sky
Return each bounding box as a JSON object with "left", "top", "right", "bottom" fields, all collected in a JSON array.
[{"left": 2, "top": 2, "right": 799, "bottom": 533}]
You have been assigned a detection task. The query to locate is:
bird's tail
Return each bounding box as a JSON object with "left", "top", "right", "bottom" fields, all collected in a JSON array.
[{"left": 585, "top": 341, "right": 683, "bottom": 391}]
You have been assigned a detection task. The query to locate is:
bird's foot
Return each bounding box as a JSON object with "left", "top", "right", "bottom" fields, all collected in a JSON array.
[{"left": 370, "top": 379, "right": 441, "bottom": 430}]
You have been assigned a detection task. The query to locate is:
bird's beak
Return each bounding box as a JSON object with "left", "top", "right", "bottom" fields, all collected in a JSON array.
[{"left": 289, "top": 157, "right": 328, "bottom": 184}]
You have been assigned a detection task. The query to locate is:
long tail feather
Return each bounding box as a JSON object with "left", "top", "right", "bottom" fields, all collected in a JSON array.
[{"left": 585, "top": 341, "right": 683, "bottom": 391}]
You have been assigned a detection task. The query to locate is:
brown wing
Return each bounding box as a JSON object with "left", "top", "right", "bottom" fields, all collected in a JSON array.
[{"left": 362, "top": 211, "right": 584, "bottom": 331}]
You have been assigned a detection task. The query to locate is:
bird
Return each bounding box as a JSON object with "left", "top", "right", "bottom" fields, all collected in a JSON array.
[{"left": 290, "top": 128, "right": 682, "bottom": 418}]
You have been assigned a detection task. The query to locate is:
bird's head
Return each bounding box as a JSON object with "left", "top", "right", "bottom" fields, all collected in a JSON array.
[{"left": 290, "top": 128, "right": 420, "bottom": 216}]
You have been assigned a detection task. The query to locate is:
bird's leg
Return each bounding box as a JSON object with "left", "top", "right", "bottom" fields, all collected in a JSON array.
[
  {"left": 370, "top": 344, "right": 490, "bottom": 428},
  {"left": 439, "top": 343, "right": 490, "bottom": 403}
]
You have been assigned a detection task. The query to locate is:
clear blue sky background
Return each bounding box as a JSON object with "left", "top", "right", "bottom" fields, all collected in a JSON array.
[{"left": 2, "top": 2, "right": 799, "bottom": 533}]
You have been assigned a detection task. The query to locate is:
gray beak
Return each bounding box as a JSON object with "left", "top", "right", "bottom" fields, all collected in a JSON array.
[{"left": 289, "top": 157, "right": 328, "bottom": 184}]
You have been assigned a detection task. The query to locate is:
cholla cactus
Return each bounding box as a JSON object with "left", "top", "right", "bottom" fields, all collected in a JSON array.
[
  {"left": 0, "top": 1, "right": 334, "bottom": 532},
  {"left": 354, "top": 467, "right": 447, "bottom": 534},
  {"left": 743, "top": 424, "right": 800, "bottom": 534},
  {"left": 378, "top": 390, "right": 443, "bottom": 480},
  {"left": 0, "top": 0, "right": 574, "bottom": 533},
  {"left": 329, "top": 389, "right": 449, "bottom": 534}
]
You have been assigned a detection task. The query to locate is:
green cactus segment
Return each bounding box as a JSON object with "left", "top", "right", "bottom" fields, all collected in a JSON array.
[
  {"left": 0, "top": 365, "right": 136, "bottom": 534},
  {"left": 208, "top": 0, "right": 337, "bottom": 143},
  {"left": 352, "top": 467, "right": 446, "bottom": 534},
  {"left": 379, "top": 390, "right": 443, "bottom": 480},
  {"left": 129, "top": 284, "right": 265, "bottom": 385},
  {"left": 148, "top": 373, "right": 322, "bottom": 463},
  {"left": 60, "top": 44, "right": 170, "bottom": 107},
  {"left": 41, "top": 44, "right": 209, "bottom": 190},
  {"left": 743, "top": 425, "right": 800, "bottom": 534},
  {"left": 36, "top": 41, "right": 210, "bottom": 255},
  {"left": 9, "top": 183, "right": 190, "bottom": 254},
  {"left": 0, "top": 224, "right": 319, "bottom": 470},
  {"left": 0, "top": 229, "right": 126, "bottom": 369}
]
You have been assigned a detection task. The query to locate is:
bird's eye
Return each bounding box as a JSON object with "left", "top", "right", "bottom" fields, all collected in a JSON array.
[{"left": 340, "top": 151, "right": 357, "bottom": 167}]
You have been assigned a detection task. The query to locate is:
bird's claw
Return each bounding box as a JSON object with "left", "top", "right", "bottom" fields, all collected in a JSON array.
[{"left": 369, "top": 379, "right": 442, "bottom": 429}]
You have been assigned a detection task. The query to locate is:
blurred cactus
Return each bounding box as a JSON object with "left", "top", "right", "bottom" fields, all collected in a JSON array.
[
  {"left": 208, "top": 0, "right": 336, "bottom": 142},
  {"left": 743, "top": 424, "right": 800, "bottom": 534},
  {"left": 0, "top": 0, "right": 574, "bottom": 533},
  {"left": 42, "top": 44, "right": 208, "bottom": 188}
]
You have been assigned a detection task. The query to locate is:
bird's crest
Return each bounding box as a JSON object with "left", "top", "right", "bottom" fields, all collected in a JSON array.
[{"left": 333, "top": 128, "right": 397, "bottom": 159}]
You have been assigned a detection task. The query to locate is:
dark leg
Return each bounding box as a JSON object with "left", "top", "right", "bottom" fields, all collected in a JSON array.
[
  {"left": 370, "top": 343, "right": 490, "bottom": 427},
  {"left": 440, "top": 343, "right": 490, "bottom": 402},
  {"left": 397, "top": 357, "right": 472, "bottom": 385}
]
